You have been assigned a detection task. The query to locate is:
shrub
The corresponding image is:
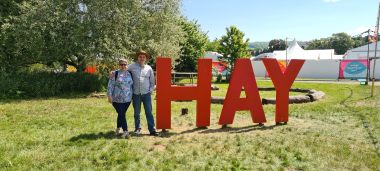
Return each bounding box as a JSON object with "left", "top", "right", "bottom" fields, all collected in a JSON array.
[
  {"left": 0, "top": 72, "right": 104, "bottom": 99},
  {"left": 216, "top": 74, "right": 223, "bottom": 83}
]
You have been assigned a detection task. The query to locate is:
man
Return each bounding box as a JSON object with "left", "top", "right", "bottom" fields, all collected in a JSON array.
[{"left": 128, "top": 50, "right": 158, "bottom": 136}]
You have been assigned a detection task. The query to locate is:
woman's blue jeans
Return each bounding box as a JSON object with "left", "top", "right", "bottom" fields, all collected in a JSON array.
[{"left": 112, "top": 102, "right": 131, "bottom": 131}]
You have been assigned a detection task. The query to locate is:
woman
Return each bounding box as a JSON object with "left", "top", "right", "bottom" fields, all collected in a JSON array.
[{"left": 107, "top": 59, "right": 133, "bottom": 139}]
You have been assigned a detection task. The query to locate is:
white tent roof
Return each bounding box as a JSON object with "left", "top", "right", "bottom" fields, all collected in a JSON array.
[
  {"left": 287, "top": 39, "right": 305, "bottom": 55},
  {"left": 203, "top": 51, "right": 222, "bottom": 61},
  {"left": 252, "top": 53, "right": 275, "bottom": 61},
  {"left": 344, "top": 41, "right": 380, "bottom": 60},
  {"left": 272, "top": 39, "right": 342, "bottom": 60}
]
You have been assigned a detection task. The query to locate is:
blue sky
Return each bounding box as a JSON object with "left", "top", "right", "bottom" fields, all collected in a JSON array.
[{"left": 181, "top": 0, "right": 379, "bottom": 42}]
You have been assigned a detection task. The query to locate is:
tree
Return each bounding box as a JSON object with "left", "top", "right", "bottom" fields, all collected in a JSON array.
[
  {"left": 328, "top": 33, "right": 354, "bottom": 55},
  {"left": 306, "top": 32, "right": 354, "bottom": 55},
  {"left": 205, "top": 38, "right": 220, "bottom": 52},
  {"left": 0, "top": 0, "right": 30, "bottom": 26},
  {"left": 218, "top": 26, "right": 250, "bottom": 71},
  {"left": 0, "top": 0, "right": 184, "bottom": 73},
  {"left": 0, "top": 0, "right": 36, "bottom": 72},
  {"left": 306, "top": 38, "right": 330, "bottom": 50},
  {"left": 174, "top": 19, "right": 208, "bottom": 72},
  {"left": 268, "top": 39, "right": 286, "bottom": 52},
  {"left": 352, "top": 35, "right": 366, "bottom": 48}
]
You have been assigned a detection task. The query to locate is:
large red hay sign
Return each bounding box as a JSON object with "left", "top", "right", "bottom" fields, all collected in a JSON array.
[{"left": 156, "top": 58, "right": 305, "bottom": 129}]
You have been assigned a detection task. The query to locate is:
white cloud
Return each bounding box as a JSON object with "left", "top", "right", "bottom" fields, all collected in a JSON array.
[{"left": 323, "top": 0, "right": 341, "bottom": 2}]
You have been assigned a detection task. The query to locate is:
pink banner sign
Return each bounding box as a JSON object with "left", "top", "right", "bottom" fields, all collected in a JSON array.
[
  {"left": 339, "top": 60, "right": 368, "bottom": 79},
  {"left": 212, "top": 61, "right": 227, "bottom": 74}
]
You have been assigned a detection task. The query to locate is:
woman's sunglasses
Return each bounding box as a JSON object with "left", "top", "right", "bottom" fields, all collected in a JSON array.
[{"left": 119, "top": 63, "right": 127, "bottom": 66}]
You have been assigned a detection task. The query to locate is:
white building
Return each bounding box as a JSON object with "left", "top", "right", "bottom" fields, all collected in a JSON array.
[
  {"left": 271, "top": 39, "right": 343, "bottom": 60},
  {"left": 250, "top": 40, "right": 344, "bottom": 79}
]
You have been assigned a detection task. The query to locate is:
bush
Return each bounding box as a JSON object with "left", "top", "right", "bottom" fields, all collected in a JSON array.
[
  {"left": 0, "top": 72, "right": 104, "bottom": 99},
  {"left": 216, "top": 74, "right": 223, "bottom": 83}
]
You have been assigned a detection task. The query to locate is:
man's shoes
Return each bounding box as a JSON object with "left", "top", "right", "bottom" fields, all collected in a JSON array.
[
  {"left": 115, "top": 127, "right": 123, "bottom": 136},
  {"left": 121, "top": 131, "right": 130, "bottom": 139},
  {"left": 149, "top": 131, "right": 159, "bottom": 136},
  {"left": 134, "top": 129, "right": 142, "bottom": 136}
]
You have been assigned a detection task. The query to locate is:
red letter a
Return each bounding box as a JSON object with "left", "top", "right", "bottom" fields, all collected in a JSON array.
[
  {"left": 156, "top": 57, "right": 212, "bottom": 129},
  {"left": 219, "top": 59, "right": 266, "bottom": 125},
  {"left": 262, "top": 59, "right": 305, "bottom": 123}
]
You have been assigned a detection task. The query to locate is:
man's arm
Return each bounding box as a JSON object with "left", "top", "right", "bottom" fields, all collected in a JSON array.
[
  {"left": 149, "top": 68, "right": 155, "bottom": 93},
  {"left": 127, "top": 64, "right": 133, "bottom": 71}
]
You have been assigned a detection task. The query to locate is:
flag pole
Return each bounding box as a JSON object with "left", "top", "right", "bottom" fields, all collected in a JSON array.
[
  {"left": 366, "top": 29, "right": 371, "bottom": 85},
  {"left": 371, "top": 2, "right": 380, "bottom": 97}
]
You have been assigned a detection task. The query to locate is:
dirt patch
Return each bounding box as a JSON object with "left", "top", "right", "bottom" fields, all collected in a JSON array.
[
  {"left": 354, "top": 100, "right": 380, "bottom": 108},
  {"left": 154, "top": 144, "right": 166, "bottom": 151}
]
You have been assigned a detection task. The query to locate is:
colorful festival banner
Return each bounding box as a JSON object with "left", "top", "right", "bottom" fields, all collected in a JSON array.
[
  {"left": 212, "top": 61, "right": 228, "bottom": 75},
  {"left": 339, "top": 60, "right": 368, "bottom": 79}
]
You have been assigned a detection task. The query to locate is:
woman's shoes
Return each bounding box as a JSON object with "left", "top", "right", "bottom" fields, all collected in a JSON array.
[
  {"left": 115, "top": 127, "right": 124, "bottom": 136},
  {"left": 121, "top": 131, "right": 130, "bottom": 139},
  {"left": 116, "top": 128, "right": 157, "bottom": 138},
  {"left": 134, "top": 129, "right": 142, "bottom": 136},
  {"left": 116, "top": 128, "right": 129, "bottom": 139}
]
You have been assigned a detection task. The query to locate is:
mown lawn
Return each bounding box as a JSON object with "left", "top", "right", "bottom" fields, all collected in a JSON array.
[{"left": 0, "top": 81, "right": 380, "bottom": 170}]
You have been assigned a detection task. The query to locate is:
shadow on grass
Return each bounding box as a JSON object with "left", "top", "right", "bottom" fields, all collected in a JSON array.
[
  {"left": 70, "top": 123, "right": 287, "bottom": 140},
  {"left": 158, "top": 131, "right": 180, "bottom": 138},
  {"left": 157, "top": 124, "right": 285, "bottom": 138},
  {"left": 340, "top": 87, "right": 380, "bottom": 158},
  {"left": 69, "top": 131, "right": 116, "bottom": 141},
  {"left": 179, "top": 127, "right": 209, "bottom": 134},
  {"left": 199, "top": 124, "right": 282, "bottom": 134},
  {"left": 69, "top": 131, "right": 167, "bottom": 141}
]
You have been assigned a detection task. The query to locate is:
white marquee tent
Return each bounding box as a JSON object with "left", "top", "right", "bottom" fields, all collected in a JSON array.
[
  {"left": 271, "top": 39, "right": 343, "bottom": 60},
  {"left": 250, "top": 40, "right": 380, "bottom": 79},
  {"left": 342, "top": 41, "right": 380, "bottom": 79},
  {"left": 343, "top": 41, "right": 380, "bottom": 60},
  {"left": 250, "top": 40, "right": 344, "bottom": 79}
]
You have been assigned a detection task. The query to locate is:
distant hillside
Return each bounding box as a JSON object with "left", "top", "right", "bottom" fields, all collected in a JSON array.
[
  {"left": 249, "top": 42, "right": 269, "bottom": 49},
  {"left": 249, "top": 41, "right": 309, "bottom": 50}
]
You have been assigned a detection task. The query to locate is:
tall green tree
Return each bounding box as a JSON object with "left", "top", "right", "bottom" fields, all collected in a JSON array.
[
  {"left": 205, "top": 38, "right": 221, "bottom": 52},
  {"left": 329, "top": 33, "right": 354, "bottom": 54},
  {"left": 268, "top": 39, "right": 286, "bottom": 52},
  {"left": 306, "top": 32, "right": 354, "bottom": 55},
  {"left": 352, "top": 35, "right": 366, "bottom": 48},
  {"left": 0, "top": 0, "right": 35, "bottom": 72},
  {"left": 306, "top": 38, "right": 330, "bottom": 50},
  {"left": 0, "top": 0, "right": 30, "bottom": 26},
  {"left": 0, "top": 0, "right": 183, "bottom": 73},
  {"left": 218, "top": 26, "right": 250, "bottom": 70},
  {"left": 174, "top": 19, "right": 208, "bottom": 72}
]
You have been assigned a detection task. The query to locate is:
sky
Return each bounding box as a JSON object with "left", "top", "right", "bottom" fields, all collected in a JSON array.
[{"left": 181, "top": 0, "right": 379, "bottom": 42}]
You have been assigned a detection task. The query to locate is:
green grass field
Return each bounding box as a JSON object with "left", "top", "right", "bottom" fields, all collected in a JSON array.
[{"left": 1, "top": 81, "right": 380, "bottom": 170}]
